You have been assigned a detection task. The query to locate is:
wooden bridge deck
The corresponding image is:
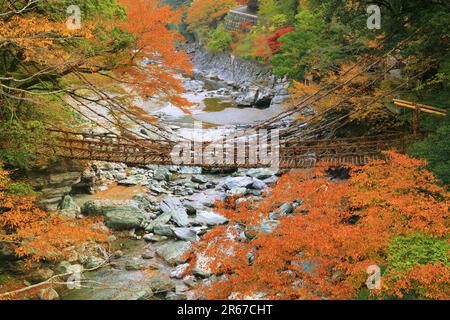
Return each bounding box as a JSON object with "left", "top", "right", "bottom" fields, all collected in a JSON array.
[{"left": 44, "top": 130, "right": 413, "bottom": 169}]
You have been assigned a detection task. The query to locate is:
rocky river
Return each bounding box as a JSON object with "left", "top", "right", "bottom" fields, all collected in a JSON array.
[
  {"left": 25, "top": 46, "right": 293, "bottom": 300},
  {"left": 58, "top": 164, "right": 280, "bottom": 300}
]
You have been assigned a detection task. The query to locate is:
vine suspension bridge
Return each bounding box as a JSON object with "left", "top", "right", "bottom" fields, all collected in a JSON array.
[
  {"left": 47, "top": 129, "right": 416, "bottom": 169},
  {"left": 46, "top": 96, "right": 442, "bottom": 169},
  {"left": 43, "top": 34, "right": 446, "bottom": 170}
]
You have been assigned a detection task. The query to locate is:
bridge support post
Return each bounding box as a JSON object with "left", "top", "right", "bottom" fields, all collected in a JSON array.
[{"left": 412, "top": 107, "right": 420, "bottom": 136}]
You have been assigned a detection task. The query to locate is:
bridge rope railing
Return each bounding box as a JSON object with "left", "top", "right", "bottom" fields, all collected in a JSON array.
[
  {"left": 281, "top": 64, "right": 435, "bottom": 144},
  {"left": 221, "top": 29, "right": 429, "bottom": 148},
  {"left": 72, "top": 71, "right": 176, "bottom": 138},
  {"left": 44, "top": 128, "right": 415, "bottom": 169},
  {"left": 249, "top": 30, "right": 422, "bottom": 132}
]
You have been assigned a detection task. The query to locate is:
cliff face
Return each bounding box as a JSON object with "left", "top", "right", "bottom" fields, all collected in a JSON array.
[
  {"left": 185, "top": 43, "right": 291, "bottom": 109},
  {"left": 27, "top": 160, "right": 96, "bottom": 211}
]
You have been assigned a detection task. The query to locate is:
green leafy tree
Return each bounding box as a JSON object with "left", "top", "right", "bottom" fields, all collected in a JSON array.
[
  {"left": 388, "top": 233, "right": 450, "bottom": 272},
  {"left": 409, "top": 125, "right": 450, "bottom": 186},
  {"left": 271, "top": 9, "right": 357, "bottom": 79},
  {"left": 207, "top": 24, "right": 233, "bottom": 52}
]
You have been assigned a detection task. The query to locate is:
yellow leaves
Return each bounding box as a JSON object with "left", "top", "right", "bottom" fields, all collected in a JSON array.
[
  {"left": 0, "top": 14, "right": 95, "bottom": 67},
  {"left": 291, "top": 80, "right": 319, "bottom": 97},
  {"left": 0, "top": 15, "right": 90, "bottom": 50}
]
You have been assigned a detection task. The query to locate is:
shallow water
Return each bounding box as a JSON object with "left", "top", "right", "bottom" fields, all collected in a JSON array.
[
  {"left": 202, "top": 98, "right": 234, "bottom": 112},
  {"left": 139, "top": 77, "right": 286, "bottom": 127},
  {"left": 62, "top": 239, "right": 170, "bottom": 300},
  {"left": 192, "top": 104, "right": 285, "bottom": 125}
]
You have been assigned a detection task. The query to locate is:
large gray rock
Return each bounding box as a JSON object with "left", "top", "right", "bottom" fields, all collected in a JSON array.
[
  {"left": 236, "top": 86, "right": 259, "bottom": 106},
  {"left": 153, "top": 224, "right": 175, "bottom": 237},
  {"left": 191, "top": 175, "right": 208, "bottom": 184},
  {"left": 246, "top": 168, "right": 275, "bottom": 180},
  {"left": 159, "top": 197, "right": 184, "bottom": 213},
  {"left": 158, "top": 197, "right": 189, "bottom": 227},
  {"left": 154, "top": 167, "right": 172, "bottom": 181},
  {"left": 173, "top": 228, "right": 199, "bottom": 242},
  {"left": 145, "top": 212, "right": 172, "bottom": 232},
  {"left": 194, "top": 211, "right": 228, "bottom": 226},
  {"left": 29, "top": 160, "right": 86, "bottom": 211},
  {"left": 223, "top": 176, "right": 254, "bottom": 190},
  {"left": 250, "top": 179, "right": 266, "bottom": 190},
  {"left": 105, "top": 207, "right": 147, "bottom": 230},
  {"left": 82, "top": 200, "right": 147, "bottom": 230},
  {"left": 156, "top": 241, "right": 192, "bottom": 265},
  {"left": 58, "top": 195, "right": 80, "bottom": 212},
  {"left": 171, "top": 209, "right": 189, "bottom": 227},
  {"left": 58, "top": 195, "right": 81, "bottom": 218}
]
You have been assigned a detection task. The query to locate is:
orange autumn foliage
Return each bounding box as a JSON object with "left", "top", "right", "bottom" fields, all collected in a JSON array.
[
  {"left": 382, "top": 263, "right": 449, "bottom": 300},
  {"left": 251, "top": 34, "right": 273, "bottom": 62},
  {"left": 0, "top": 15, "right": 94, "bottom": 65},
  {"left": 289, "top": 55, "right": 401, "bottom": 132},
  {"left": 191, "top": 152, "right": 449, "bottom": 300},
  {"left": 117, "top": 0, "right": 193, "bottom": 112},
  {"left": 0, "top": 167, "right": 108, "bottom": 266}
]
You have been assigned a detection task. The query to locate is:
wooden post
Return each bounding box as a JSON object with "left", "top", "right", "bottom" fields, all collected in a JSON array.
[
  {"left": 393, "top": 99, "right": 446, "bottom": 135},
  {"left": 412, "top": 107, "right": 420, "bottom": 136}
]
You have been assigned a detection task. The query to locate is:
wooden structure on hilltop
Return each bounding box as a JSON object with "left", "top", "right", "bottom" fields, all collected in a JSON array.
[{"left": 225, "top": 2, "right": 259, "bottom": 32}]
